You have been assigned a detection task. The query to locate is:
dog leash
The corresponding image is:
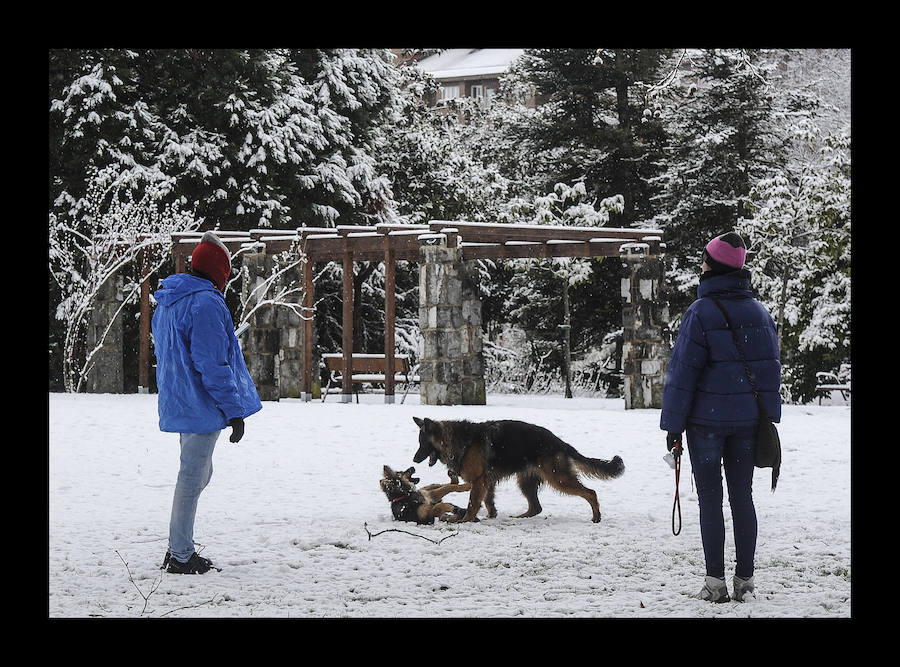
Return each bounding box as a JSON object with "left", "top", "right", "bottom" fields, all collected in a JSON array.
[{"left": 671, "top": 443, "right": 682, "bottom": 536}]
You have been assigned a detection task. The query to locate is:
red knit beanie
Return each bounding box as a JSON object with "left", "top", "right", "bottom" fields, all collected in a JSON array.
[{"left": 190, "top": 231, "right": 232, "bottom": 290}]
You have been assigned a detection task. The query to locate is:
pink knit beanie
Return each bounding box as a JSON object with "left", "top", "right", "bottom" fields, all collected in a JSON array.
[{"left": 703, "top": 232, "right": 746, "bottom": 272}]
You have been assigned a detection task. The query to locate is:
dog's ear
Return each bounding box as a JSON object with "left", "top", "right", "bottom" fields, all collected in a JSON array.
[
  {"left": 383, "top": 465, "right": 395, "bottom": 477},
  {"left": 414, "top": 416, "right": 438, "bottom": 431}
]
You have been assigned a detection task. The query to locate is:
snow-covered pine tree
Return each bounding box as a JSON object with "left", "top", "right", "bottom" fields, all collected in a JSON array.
[
  {"left": 50, "top": 48, "right": 401, "bottom": 232},
  {"left": 650, "top": 49, "right": 789, "bottom": 316},
  {"left": 374, "top": 61, "right": 511, "bottom": 225},
  {"left": 490, "top": 48, "right": 670, "bottom": 226},
  {"left": 739, "top": 127, "right": 850, "bottom": 402}
]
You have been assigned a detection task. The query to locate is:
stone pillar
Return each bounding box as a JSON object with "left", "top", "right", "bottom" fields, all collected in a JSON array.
[
  {"left": 418, "top": 235, "right": 486, "bottom": 405},
  {"left": 620, "top": 243, "right": 669, "bottom": 409},
  {"left": 241, "top": 245, "right": 318, "bottom": 401},
  {"left": 241, "top": 244, "right": 280, "bottom": 401},
  {"left": 85, "top": 272, "right": 124, "bottom": 393},
  {"left": 275, "top": 258, "right": 305, "bottom": 400}
]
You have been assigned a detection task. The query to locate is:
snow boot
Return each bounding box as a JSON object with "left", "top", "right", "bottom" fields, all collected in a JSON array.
[
  {"left": 166, "top": 552, "right": 216, "bottom": 575},
  {"left": 696, "top": 575, "right": 730, "bottom": 603},
  {"left": 732, "top": 575, "right": 755, "bottom": 602}
]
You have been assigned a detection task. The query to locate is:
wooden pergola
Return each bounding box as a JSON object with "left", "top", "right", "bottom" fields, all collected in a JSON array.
[{"left": 140, "top": 222, "right": 663, "bottom": 400}]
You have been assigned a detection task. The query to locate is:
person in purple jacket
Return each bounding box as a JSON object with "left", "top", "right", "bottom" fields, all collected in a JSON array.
[
  {"left": 660, "top": 232, "right": 781, "bottom": 603},
  {"left": 152, "top": 231, "right": 262, "bottom": 575}
]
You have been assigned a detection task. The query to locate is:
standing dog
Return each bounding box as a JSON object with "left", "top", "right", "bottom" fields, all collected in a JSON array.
[
  {"left": 412, "top": 417, "right": 624, "bottom": 523},
  {"left": 380, "top": 465, "right": 471, "bottom": 525}
]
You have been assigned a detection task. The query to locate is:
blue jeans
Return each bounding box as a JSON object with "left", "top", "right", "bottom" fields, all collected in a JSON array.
[
  {"left": 168, "top": 431, "right": 220, "bottom": 562},
  {"left": 686, "top": 423, "right": 757, "bottom": 579}
]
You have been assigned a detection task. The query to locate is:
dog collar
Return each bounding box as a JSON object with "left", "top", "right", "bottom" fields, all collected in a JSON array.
[{"left": 392, "top": 494, "right": 409, "bottom": 503}]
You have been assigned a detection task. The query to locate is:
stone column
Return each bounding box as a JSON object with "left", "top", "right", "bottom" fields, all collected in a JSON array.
[
  {"left": 241, "top": 245, "right": 318, "bottom": 401},
  {"left": 85, "top": 272, "right": 124, "bottom": 393},
  {"left": 241, "top": 244, "right": 280, "bottom": 401},
  {"left": 418, "top": 235, "right": 486, "bottom": 405},
  {"left": 275, "top": 257, "right": 305, "bottom": 400},
  {"left": 620, "top": 242, "right": 669, "bottom": 409}
]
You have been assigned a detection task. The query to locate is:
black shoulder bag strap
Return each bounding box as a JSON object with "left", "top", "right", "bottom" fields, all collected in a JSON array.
[{"left": 708, "top": 297, "right": 766, "bottom": 416}]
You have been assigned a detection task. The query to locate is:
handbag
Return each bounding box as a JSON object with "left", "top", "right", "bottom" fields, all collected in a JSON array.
[{"left": 709, "top": 297, "right": 781, "bottom": 491}]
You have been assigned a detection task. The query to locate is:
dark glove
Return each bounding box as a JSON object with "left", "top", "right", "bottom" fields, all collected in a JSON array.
[
  {"left": 666, "top": 432, "right": 682, "bottom": 457},
  {"left": 229, "top": 417, "right": 245, "bottom": 443}
]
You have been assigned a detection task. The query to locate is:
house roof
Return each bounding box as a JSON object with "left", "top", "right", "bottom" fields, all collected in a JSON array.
[{"left": 415, "top": 48, "right": 526, "bottom": 81}]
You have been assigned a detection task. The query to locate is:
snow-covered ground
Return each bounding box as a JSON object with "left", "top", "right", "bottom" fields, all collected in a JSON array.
[{"left": 48, "top": 391, "right": 851, "bottom": 618}]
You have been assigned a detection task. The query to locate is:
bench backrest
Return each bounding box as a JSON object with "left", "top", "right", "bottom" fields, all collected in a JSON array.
[{"left": 324, "top": 354, "right": 410, "bottom": 374}]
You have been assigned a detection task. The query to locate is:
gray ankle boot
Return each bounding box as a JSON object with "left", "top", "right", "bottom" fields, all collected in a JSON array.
[
  {"left": 697, "top": 575, "right": 730, "bottom": 603},
  {"left": 732, "top": 575, "right": 755, "bottom": 602}
]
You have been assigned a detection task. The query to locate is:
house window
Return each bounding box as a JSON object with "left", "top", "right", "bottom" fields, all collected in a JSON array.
[
  {"left": 470, "top": 84, "right": 484, "bottom": 99},
  {"left": 439, "top": 85, "right": 460, "bottom": 104}
]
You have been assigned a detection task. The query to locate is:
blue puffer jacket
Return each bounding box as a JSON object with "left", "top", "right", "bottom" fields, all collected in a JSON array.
[
  {"left": 660, "top": 270, "right": 781, "bottom": 434},
  {"left": 152, "top": 273, "right": 262, "bottom": 433}
]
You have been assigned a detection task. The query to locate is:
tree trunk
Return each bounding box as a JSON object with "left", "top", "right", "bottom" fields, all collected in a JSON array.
[
  {"left": 777, "top": 264, "right": 790, "bottom": 353},
  {"left": 562, "top": 278, "right": 572, "bottom": 399}
]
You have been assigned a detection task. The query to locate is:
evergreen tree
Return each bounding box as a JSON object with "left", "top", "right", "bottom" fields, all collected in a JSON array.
[
  {"left": 49, "top": 48, "right": 400, "bottom": 232},
  {"left": 739, "top": 127, "right": 850, "bottom": 402},
  {"left": 373, "top": 63, "right": 511, "bottom": 224},
  {"left": 494, "top": 48, "right": 670, "bottom": 226},
  {"left": 651, "top": 49, "right": 788, "bottom": 314}
]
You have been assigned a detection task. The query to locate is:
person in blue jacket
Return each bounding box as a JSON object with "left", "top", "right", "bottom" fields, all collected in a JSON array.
[
  {"left": 152, "top": 231, "right": 262, "bottom": 575},
  {"left": 660, "top": 232, "right": 781, "bottom": 603}
]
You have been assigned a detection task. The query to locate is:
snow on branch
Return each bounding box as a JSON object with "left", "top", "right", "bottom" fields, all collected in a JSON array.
[{"left": 232, "top": 242, "right": 315, "bottom": 331}]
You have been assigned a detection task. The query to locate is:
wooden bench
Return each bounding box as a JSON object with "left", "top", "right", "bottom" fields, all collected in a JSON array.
[
  {"left": 815, "top": 370, "right": 851, "bottom": 404},
  {"left": 321, "top": 353, "right": 419, "bottom": 403}
]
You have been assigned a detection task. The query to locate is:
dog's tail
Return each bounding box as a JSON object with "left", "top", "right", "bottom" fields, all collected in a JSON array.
[{"left": 570, "top": 450, "right": 625, "bottom": 480}]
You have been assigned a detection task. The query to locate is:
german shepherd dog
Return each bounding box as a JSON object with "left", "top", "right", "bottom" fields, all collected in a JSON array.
[
  {"left": 412, "top": 417, "right": 624, "bottom": 523},
  {"left": 380, "top": 465, "right": 472, "bottom": 525}
]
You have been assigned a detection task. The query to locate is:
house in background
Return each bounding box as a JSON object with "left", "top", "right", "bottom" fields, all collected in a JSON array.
[{"left": 411, "top": 48, "right": 531, "bottom": 108}]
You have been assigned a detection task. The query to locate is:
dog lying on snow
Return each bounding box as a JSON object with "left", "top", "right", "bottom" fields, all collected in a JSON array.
[
  {"left": 380, "top": 465, "right": 471, "bottom": 525},
  {"left": 412, "top": 417, "right": 624, "bottom": 523}
]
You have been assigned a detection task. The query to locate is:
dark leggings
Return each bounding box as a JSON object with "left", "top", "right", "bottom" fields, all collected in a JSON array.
[{"left": 686, "top": 423, "right": 758, "bottom": 579}]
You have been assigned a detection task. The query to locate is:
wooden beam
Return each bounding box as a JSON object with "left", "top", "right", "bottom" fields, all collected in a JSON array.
[
  {"left": 428, "top": 220, "right": 664, "bottom": 248},
  {"left": 301, "top": 251, "right": 314, "bottom": 401},
  {"left": 175, "top": 241, "right": 188, "bottom": 273},
  {"left": 455, "top": 237, "right": 653, "bottom": 261},
  {"left": 299, "top": 231, "right": 430, "bottom": 262},
  {"left": 341, "top": 238, "right": 354, "bottom": 402},
  {"left": 384, "top": 234, "right": 396, "bottom": 403},
  {"left": 174, "top": 236, "right": 251, "bottom": 268},
  {"left": 138, "top": 249, "right": 151, "bottom": 393},
  {"left": 375, "top": 223, "right": 429, "bottom": 234}
]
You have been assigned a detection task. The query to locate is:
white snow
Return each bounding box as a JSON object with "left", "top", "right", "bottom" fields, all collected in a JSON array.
[
  {"left": 48, "top": 391, "right": 850, "bottom": 618},
  {"left": 415, "top": 49, "right": 526, "bottom": 81}
]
